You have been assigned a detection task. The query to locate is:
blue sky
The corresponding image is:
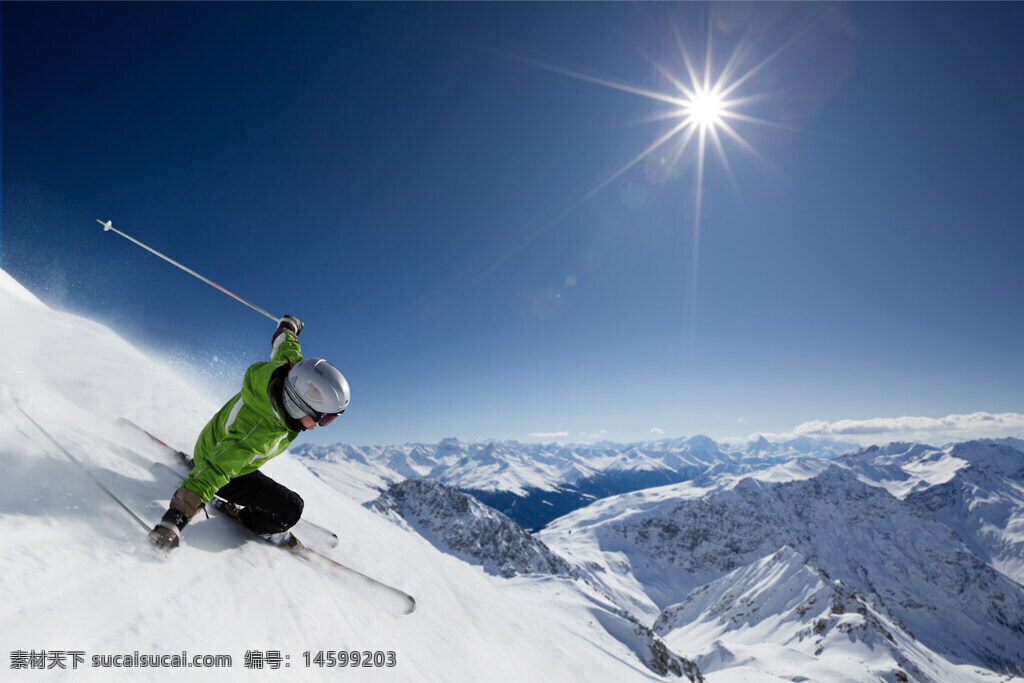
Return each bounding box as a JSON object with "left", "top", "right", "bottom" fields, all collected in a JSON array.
[{"left": 3, "top": 3, "right": 1023, "bottom": 446}]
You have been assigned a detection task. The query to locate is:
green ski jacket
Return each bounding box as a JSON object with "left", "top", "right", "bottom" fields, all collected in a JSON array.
[{"left": 182, "top": 334, "right": 303, "bottom": 502}]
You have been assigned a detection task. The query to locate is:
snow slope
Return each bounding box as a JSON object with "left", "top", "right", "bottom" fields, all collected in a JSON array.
[{"left": 0, "top": 269, "right": 691, "bottom": 682}]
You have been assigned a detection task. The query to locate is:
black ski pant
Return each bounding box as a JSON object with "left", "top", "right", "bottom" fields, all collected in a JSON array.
[{"left": 216, "top": 470, "right": 303, "bottom": 535}]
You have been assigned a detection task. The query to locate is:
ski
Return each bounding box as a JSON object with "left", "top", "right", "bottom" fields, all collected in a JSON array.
[
  {"left": 116, "top": 417, "right": 339, "bottom": 547},
  {"left": 206, "top": 494, "right": 417, "bottom": 615},
  {"left": 117, "top": 418, "right": 416, "bottom": 615}
]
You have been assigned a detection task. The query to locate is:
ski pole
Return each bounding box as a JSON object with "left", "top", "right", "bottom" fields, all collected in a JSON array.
[
  {"left": 97, "top": 219, "right": 279, "bottom": 323},
  {"left": 16, "top": 400, "right": 152, "bottom": 532}
]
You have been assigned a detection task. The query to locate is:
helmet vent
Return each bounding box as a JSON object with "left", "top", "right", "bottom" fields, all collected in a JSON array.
[{"left": 303, "top": 382, "right": 325, "bottom": 403}]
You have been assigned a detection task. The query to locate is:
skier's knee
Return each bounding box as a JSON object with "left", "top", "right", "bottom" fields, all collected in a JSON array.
[{"left": 282, "top": 489, "right": 304, "bottom": 528}]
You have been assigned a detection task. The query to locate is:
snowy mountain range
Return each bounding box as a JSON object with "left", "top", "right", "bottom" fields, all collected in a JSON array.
[
  {"left": 3, "top": 265, "right": 1023, "bottom": 682},
  {"left": 538, "top": 447, "right": 1024, "bottom": 680},
  {"left": 292, "top": 434, "right": 859, "bottom": 530}
]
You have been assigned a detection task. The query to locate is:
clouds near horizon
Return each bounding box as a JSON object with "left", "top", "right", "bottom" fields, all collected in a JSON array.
[
  {"left": 528, "top": 431, "right": 570, "bottom": 440},
  {"left": 763, "top": 412, "right": 1024, "bottom": 445}
]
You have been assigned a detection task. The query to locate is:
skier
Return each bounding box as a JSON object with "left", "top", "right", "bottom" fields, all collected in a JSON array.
[{"left": 148, "top": 315, "right": 350, "bottom": 551}]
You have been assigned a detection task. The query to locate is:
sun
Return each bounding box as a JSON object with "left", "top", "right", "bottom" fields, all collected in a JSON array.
[
  {"left": 511, "top": 25, "right": 780, "bottom": 221},
  {"left": 684, "top": 87, "right": 726, "bottom": 129}
]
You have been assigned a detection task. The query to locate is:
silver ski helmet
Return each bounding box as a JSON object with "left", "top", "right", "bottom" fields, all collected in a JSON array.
[{"left": 281, "top": 358, "right": 350, "bottom": 426}]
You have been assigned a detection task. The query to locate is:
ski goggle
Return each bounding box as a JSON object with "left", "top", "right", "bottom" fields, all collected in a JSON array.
[{"left": 314, "top": 411, "right": 342, "bottom": 427}]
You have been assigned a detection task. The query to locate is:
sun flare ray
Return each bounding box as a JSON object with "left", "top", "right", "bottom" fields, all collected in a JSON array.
[
  {"left": 717, "top": 20, "right": 818, "bottom": 100},
  {"left": 707, "top": 124, "right": 737, "bottom": 192},
  {"left": 514, "top": 57, "right": 687, "bottom": 107}
]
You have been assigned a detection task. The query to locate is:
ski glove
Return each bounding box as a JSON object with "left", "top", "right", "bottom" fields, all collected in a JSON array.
[
  {"left": 148, "top": 524, "right": 179, "bottom": 551},
  {"left": 272, "top": 315, "right": 304, "bottom": 350},
  {"left": 148, "top": 486, "right": 205, "bottom": 552}
]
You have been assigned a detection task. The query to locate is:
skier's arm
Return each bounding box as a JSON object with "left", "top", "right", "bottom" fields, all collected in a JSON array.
[
  {"left": 181, "top": 438, "right": 262, "bottom": 502},
  {"left": 272, "top": 332, "right": 302, "bottom": 366},
  {"left": 272, "top": 315, "right": 303, "bottom": 358}
]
